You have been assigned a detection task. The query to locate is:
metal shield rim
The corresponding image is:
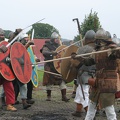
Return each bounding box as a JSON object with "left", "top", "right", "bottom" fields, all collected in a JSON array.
[{"left": 61, "top": 45, "right": 78, "bottom": 83}]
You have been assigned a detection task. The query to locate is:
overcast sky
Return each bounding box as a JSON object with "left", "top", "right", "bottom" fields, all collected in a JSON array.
[{"left": 1, "top": 0, "right": 120, "bottom": 40}]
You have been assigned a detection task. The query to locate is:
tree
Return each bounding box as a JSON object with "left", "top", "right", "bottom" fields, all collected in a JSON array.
[
  {"left": 4, "top": 30, "right": 12, "bottom": 39},
  {"left": 27, "top": 23, "right": 59, "bottom": 39},
  {"left": 74, "top": 10, "right": 101, "bottom": 41}
]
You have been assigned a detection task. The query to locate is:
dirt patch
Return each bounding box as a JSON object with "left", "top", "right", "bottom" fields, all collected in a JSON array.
[
  {"left": 31, "top": 112, "right": 67, "bottom": 120},
  {"left": 0, "top": 85, "right": 120, "bottom": 120}
]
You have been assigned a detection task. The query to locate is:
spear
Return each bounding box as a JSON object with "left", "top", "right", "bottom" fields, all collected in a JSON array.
[
  {"left": 33, "top": 46, "right": 120, "bottom": 65},
  {"left": 6, "top": 18, "right": 45, "bottom": 47}
]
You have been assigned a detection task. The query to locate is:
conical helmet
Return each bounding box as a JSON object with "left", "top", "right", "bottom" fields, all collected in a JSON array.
[
  {"left": 0, "top": 28, "right": 5, "bottom": 35},
  {"left": 51, "top": 32, "right": 59, "bottom": 39},
  {"left": 106, "top": 31, "right": 111, "bottom": 39},
  {"left": 84, "top": 30, "right": 95, "bottom": 45},
  {"left": 94, "top": 28, "right": 108, "bottom": 40}
]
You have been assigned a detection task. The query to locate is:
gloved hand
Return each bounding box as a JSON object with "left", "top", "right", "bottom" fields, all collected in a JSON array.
[
  {"left": 27, "top": 41, "right": 34, "bottom": 45},
  {"left": 52, "top": 51, "right": 58, "bottom": 56},
  {"left": 25, "top": 41, "right": 34, "bottom": 49},
  {"left": 71, "top": 52, "right": 77, "bottom": 59},
  {"left": 35, "top": 58, "right": 40, "bottom": 62},
  {"left": 0, "top": 45, "right": 8, "bottom": 53},
  {"left": 108, "top": 44, "right": 117, "bottom": 49}
]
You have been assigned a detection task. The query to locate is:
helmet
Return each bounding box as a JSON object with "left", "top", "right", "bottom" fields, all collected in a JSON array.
[
  {"left": 106, "top": 31, "right": 111, "bottom": 39},
  {"left": 18, "top": 33, "right": 28, "bottom": 40},
  {"left": 95, "top": 28, "right": 115, "bottom": 50},
  {"left": 112, "top": 34, "right": 120, "bottom": 44},
  {"left": 51, "top": 32, "right": 59, "bottom": 39},
  {"left": 84, "top": 30, "right": 95, "bottom": 45},
  {"left": 94, "top": 28, "right": 108, "bottom": 40},
  {"left": 0, "top": 28, "right": 5, "bottom": 35}
]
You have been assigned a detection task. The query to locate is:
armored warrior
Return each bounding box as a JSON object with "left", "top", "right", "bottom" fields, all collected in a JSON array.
[
  {"left": 71, "top": 30, "right": 96, "bottom": 117},
  {"left": 0, "top": 28, "right": 17, "bottom": 111},
  {"left": 40, "top": 32, "right": 70, "bottom": 102},
  {"left": 85, "top": 28, "right": 118, "bottom": 120},
  {"left": 0, "top": 29, "right": 33, "bottom": 109}
]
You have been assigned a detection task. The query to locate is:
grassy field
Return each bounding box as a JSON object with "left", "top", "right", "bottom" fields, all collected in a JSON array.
[
  {"left": 37, "top": 70, "right": 44, "bottom": 82},
  {"left": 37, "top": 66, "right": 74, "bottom": 87}
]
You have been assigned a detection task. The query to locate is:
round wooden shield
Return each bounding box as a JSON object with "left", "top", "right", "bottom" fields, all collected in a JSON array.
[
  {"left": 53, "top": 45, "right": 67, "bottom": 73},
  {"left": 0, "top": 41, "right": 15, "bottom": 81},
  {"left": 27, "top": 46, "right": 38, "bottom": 87},
  {"left": 61, "top": 45, "right": 79, "bottom": 83},
  {"left": 10, "top": 42, "right": 32, "bottom": 84}
]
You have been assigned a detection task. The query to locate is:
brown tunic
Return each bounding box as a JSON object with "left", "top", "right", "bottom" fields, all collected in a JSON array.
[{"left": 89, "top": 50, "right": 120, "bottom": 109}]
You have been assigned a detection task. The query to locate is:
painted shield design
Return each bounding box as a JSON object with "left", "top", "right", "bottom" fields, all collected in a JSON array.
[
  {"left": 10, "top": 42, "right": 32, "bottom": 84},
  {"left": 27, "top": 46, "right": 38, "bottom": 87},
  {"left": 0, "top": 41, "right": 15, "bottom": 81},
  {"left": 53, "top": 45, "right": 67, "bottom": 73}
]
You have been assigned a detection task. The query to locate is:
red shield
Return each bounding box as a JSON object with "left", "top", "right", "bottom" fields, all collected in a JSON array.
[
  {"left": 10, "top": 42, "right": 32, "bottom": 83},
  {"left": 0, "top": 41, "right": 15, "bottom": 81}
]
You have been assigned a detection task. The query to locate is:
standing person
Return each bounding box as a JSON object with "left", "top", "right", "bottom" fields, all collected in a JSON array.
[
  {"left": 85, "top": 28, "right": 117, "bottom": 120},
  {"left": 71, "top": 30, "right": 96, "bottom": 117},
  {"left": 19, "top": 32, "right": 35, "bottom": 104},
  {"left": 7, "top": 29, "right": 33, "bottom": 109},
  {"left": 0, "top": 28, "right": 17, "bottom": 111},
  {"left": 40, "top": 32, "right": 70, "bottom": 102}
]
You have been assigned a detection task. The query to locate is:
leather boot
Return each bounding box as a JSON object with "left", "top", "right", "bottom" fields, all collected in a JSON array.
[
  {"left": 0, "top": 97, "right": 6, "bottom": 109},
  {"left": 27, "top": 99, "right": 35, "bottom": 104},
  {"left": 71, "top": 91, "right": 76, "bottom": 98},
  {"left": 61, "top": 89, "right": 70, "bottom": 102},
  {"left": 22, "top": 99, "right": 31, "bottom": 109},
  {"left": 46, "top": 90, "right": 51, "bottom": 101},
  {"left": 72, "top": 104, "right": 83, "bottom": 117},
  {"left": 0, "top": 97, "right": 3, "bottom": 109},
  {"left": 1, "top": 97, "right": 6, "bottom": 106}
]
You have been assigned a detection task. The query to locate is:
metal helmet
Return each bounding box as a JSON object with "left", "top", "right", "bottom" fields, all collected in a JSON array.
[
  {"left": 94, "top": 28, "right": 108, "bottom": 40},
  {"left": 0, "top": 28, "right": 5, "bottom": 35},
  {"left": 84, "top": 30, "right": 95, "bottom": 45},
  {"left": 106, "top": 31, "right": 111, "bottom": 39},
  {"left": 112, "top": 34, "right": 120, "bottom": 44},
  {"left": 18, "top": 33, "right": 28, "bottom": 40},
  {"left": 51, "top": 32, "right": 59, "bottom": 39}
]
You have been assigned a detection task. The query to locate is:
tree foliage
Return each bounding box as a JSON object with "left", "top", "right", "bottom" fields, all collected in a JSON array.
[
  {"left": 74, "top": 10, "right": 101, "bottom": 41},
  {"left": 27, "top": 23, "right": 59, "bottom": 39},
  {"left": 4, "top": 30, "right": 12, "bottom": 39}
]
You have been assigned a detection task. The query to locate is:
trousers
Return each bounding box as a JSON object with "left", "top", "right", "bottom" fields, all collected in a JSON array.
[
  {"left": 74, "top": 84, "right": 90, "bottom": 108},
  {"left": 0, "top": 79, "right": 15, "bottom": 105},
  {"left": 85, "top": 101, "right": 117, "bottom": 120}
]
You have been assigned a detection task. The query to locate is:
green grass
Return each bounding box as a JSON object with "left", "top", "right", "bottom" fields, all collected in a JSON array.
[
  {"left": 37, "top": 70, "right": 44, "bottom": 83},
  {"left": 37, "top": 68, "right": 74, "bottom": 87}
]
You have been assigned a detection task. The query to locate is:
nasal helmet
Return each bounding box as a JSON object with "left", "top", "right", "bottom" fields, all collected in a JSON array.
[
  {"left": 51, "top": 32, "right": 59, "bottom": 39},
  {"left": 94, "top": 28, "right": 108, "bottom": 40}
]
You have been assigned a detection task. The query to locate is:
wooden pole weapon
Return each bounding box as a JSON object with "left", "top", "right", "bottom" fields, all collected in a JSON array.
[{"left": 33, "top": 46, "right": 120, "bottom": 65}]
